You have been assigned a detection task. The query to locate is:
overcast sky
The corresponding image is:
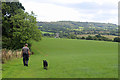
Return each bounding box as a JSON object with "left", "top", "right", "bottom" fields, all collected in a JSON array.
[{"left": 19, "top": 0, "right": 119, "bottom": 24}]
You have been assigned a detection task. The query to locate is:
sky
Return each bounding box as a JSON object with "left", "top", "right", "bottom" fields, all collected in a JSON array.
[{"left": 19, "top": 0, "right": 119, "bottom": 24}]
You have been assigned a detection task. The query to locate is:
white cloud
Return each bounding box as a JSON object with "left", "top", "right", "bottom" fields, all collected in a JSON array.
[{"left": 22, "top": 2, "right": 81, "bottom": 21}]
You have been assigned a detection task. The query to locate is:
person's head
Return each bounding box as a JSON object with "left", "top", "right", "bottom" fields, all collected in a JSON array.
[{"left": 25, "top": 43, "right": 28, "bottom": 47}]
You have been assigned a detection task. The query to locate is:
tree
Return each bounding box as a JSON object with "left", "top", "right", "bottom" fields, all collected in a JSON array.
[
  {"left": 69, "top": 34, "right": 77, "bottom": 39},
  {"left": 2, "top": 2, "right": 42, "bottom": 50},
  {"left": 81, "top": 36, "right": 85, "bottom": 39},
  {"left": 44, "top": 33, "right": 50, "bottom": 36},
  {"left": 114, "top": 37, "right": 120, "bottom": 42},
  {"left": 86, "top": 35, "right": 93, "bottom": 40},
  {"left": 95, "top": 34, "right": 101, "bottom": 38}
]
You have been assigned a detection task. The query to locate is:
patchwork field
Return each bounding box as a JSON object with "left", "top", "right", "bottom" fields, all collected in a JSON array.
[{"left": 2, "top": 38, "right": 118, "bottom": 78}]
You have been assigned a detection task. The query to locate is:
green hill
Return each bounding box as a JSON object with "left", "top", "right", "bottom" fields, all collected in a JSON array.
[
  {"left": 37, "top": 21, "right": 118, "bottom": 36},
  {"left": 38, "top": 21, "right": 117, "bottom": 29}
]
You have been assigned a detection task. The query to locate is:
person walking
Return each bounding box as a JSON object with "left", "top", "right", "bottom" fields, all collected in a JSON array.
[{"left": 21, "top": 44, "right": 30, "bottom": 66}]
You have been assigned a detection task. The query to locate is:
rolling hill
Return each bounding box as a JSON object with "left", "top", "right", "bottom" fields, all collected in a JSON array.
[{"left": 37, "top": 21, "right": 118, "bottom": 36}]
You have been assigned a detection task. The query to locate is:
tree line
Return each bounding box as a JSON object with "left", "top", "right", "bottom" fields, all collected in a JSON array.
[{"left": 43, "top": 33, "right": 120, "bottom": 42}]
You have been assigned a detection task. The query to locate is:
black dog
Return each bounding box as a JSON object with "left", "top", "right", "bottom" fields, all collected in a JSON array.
[{"left": 43, "top": 60, "right": 48, "bottom": 70}]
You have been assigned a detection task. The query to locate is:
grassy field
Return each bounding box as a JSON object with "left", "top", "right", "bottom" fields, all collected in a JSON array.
[
  {"left": 2, "top": 38, "right": 118, "bottom": 78},
  {"left": 41, "top": 31, "right": 54, "bottom": 34}
]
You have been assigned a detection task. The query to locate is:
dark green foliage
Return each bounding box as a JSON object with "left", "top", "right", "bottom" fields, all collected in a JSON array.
[
  {"left": 86, "top": 35, "right": 93, "bottom": 40},
  {"left": 85, "top": 34, "right": 112, "bottom": 41},
  {"left": 93, "top": 36, "right": 98, "bottom": 40},
  {"left": 2, "top": 2, "right": 42, "bottom": 50},
  {"left": 114, "top": 37, "right": 120, "bottom": 42},
  {"left": 76, "top": 36, "right": 81, "bottom": 39},
  {"left": 95, "top": 34, "right": 101, "bottom": 38},
  {"left": 81, "top": 36, "right": 85, "bottom": 39},
  {"left": 69, "top": 34, "right": 77, "bottom": 39},
  {"left": 44, "top": 33, "right": 51, "bottom": 36}
]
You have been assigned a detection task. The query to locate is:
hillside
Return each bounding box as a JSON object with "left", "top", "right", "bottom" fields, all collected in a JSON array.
[
  {"left": 38, "top": 21, "right": 117, "bottom": 29},
  {"left": 37, "top": 21, "right": 118, "bottom": 36}
]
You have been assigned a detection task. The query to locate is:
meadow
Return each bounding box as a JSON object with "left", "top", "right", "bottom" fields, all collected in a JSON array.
[
  {"left": 41, "top": 31, "right": 54, "bottom": 34},
  {"left": 2, "top": 38, "right": 118, "bottom": 78}
]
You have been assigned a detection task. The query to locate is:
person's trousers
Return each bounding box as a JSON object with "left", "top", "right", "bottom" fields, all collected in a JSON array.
[{"left": 23, "top": 54, "right": 29, "bottom": 66}]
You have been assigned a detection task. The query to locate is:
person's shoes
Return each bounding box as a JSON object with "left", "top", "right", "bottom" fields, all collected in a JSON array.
[
  {"left": 44, "top": 67, "right": 47, "bottom": 70},
  {"left": 26, "top": 64, "right": 28, "bottom": 67}
]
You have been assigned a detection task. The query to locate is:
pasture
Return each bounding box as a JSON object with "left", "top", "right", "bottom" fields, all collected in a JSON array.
[
  {"left": 2, "top": 38, "right": 118, "bottom": 78},
  {"left": 41, "top": 31, "right": 54, "bottom": 34}
]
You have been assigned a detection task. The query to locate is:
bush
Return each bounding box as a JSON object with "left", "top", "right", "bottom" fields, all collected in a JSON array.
[
  {"left": 86, "top": 35, "right": 93, "bottom": 40},
  {"left": 81, "top": 36, "right": 85, "bottom": 39},
  {"left": 114, "top": 37, "right": 120, "bottom": 42}
]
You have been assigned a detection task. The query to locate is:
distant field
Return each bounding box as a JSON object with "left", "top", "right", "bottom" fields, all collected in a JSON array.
[
  {"left": 102, "top": 35, "right": 118, "bottom": 40},
  {"left": 41, "top": 31, "right": 54, "bottom": 34},
  {"left": 2, "top": 38, "right": 118, "bottom": 78},
  {"left": 77, "top": 34, "right": 117, "bottom": 40}
]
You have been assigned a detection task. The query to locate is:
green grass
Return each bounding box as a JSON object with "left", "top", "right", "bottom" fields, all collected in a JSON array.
[
  {"left": 41, "top": 31, "right": 54, "bottom": 34},
  {"left": 2, "top": 38, "right": 118, "bottom": 78}
]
